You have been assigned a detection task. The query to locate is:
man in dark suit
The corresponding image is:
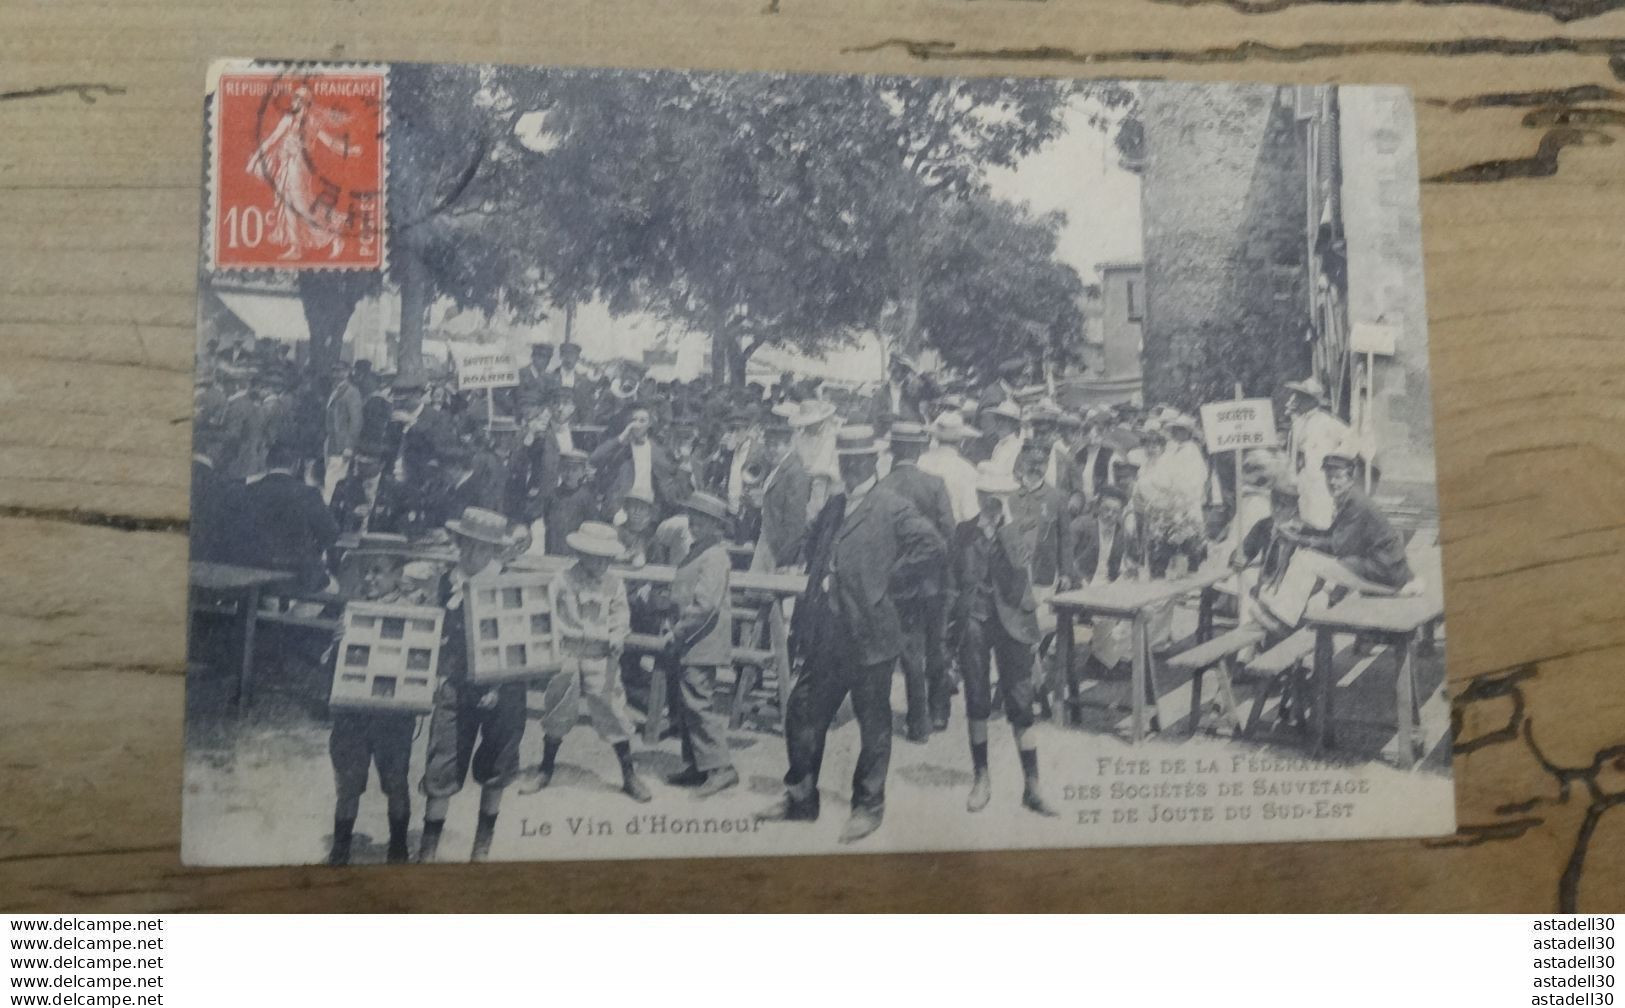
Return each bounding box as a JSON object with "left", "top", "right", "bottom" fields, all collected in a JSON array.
[
  {"left": 588, "top": 406, "right": 683, "bottom": 519},
  {"left": 189, "top": 430, "right": 240, "bottom": 564},
  {"left": 1010, "top": 441, "right": 1078, "bottom": 592},
  {"left": 760, "top": 425, "right": 946, "bottom": 844},
  {"left": 515, "top": 343, "right": 554, "bottom": 411},
  {"left": 754, "top": 420, "right": 812, "bottom": 571},
  {"left": 1075, "top": 485, "right": 1138, "bottom": 586},
  {"left": 323, "top": 360, "right": 365, "bottom": 502},
  {"left": 875, "top": 421, "right": 957, "bottom": 739},
  {"left": 358, "top": 370, "right": 393, "bottom": 455},
  {"left": 385, "top": 379, "right": 444, "bottom": 488},
  {"left": 868, "top": 354, "right": 931, "bottom": 432},
  {"left": 239, "top": 440, "right": 339, "bottom": 592},
  {"left": 217, "top": 371, "right": 267, "bottom": 481},
  {"left": 1078, "top": 409, "right": 1118, "bottom": 508},
  {"left": 426, "top": 446, "right": 495, "bottom": 530},
  {"left": 329, "top": 442, "right": 413, "bottom": 536},
  {"left": 548, "top": 342, "right": 597, "bottom": 418},
  {"left": 947, "top": 463, "right": 1060, "bottom": 816},
  {"left": 975, "top": 356, "right": 1027, "bottom": 417}
]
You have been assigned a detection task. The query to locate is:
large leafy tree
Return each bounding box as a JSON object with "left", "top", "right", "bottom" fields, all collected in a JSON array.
[
  {"left": 914, "top": 194, "right": 1085, "bottom": 375},
  {"left": 367, "top": 65, "right": 1129, "bottom": 388}
]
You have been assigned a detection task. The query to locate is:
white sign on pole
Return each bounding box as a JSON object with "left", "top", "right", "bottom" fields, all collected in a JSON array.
[
  {"left": 1199, "top": 397, "right": 1279, "bottom": 453},
  {"left": 1350, "top": 322, "right": 1399, "bottom": 357},
  {"left": 449, "top": 344, "right": 519, "bottom": 390}
]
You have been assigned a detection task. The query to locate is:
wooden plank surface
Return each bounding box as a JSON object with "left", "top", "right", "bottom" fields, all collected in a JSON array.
[{"left": 4, "top": 0, "right": 1625, "bottom": 912}]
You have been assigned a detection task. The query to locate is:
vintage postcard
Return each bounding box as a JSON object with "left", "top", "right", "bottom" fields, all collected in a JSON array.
[{"left": 185, "top": 59, "right": 1454, "bottom": 866}]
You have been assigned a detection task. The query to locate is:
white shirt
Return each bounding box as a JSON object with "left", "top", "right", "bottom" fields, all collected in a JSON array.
[
  {"left": 918, "top": 442, "right": 980, "bottom": 523},
  {"left": 990, "top": 433, "right": 1023, "bottom": 477},
  {"left": 846, "top": 474, "right": 877, "bottom": 509},
  {"left": 1081, "top": 443, "right": 1113, "bottom": 497},
  {"left": 726, "top": 439, "right": 753, "bottom": 510},
  {"left": 1091, "top": 522, "right": 1119, "bottom": 585},
  {"left": 1288, "top": 408, "right": 1349, "bottom": 530},
  {"left": 629, "top": 438, "right": 654, "bottom": 501},
  {"left": 359, "top": 472, "right": 383, "bottom": 532}
]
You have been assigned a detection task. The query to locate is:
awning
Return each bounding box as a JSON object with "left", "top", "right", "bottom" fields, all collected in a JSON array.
[{"left": 214, "top": 289, "right": 310, "bottom": 344}]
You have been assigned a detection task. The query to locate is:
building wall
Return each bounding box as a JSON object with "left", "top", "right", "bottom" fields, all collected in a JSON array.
[
  {"left": 1339, "top": 88, "right": 1436, "bottom": 499},
  {"left": 1098, "top": 263, "right": 1144, "bottom": 382},
  {"left": 1137, "top": 82, "right": 1313, "bottom": 410}
]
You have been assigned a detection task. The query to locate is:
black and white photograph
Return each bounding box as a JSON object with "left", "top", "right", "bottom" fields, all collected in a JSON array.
[{"left": 184, "top": 60, "right": 1453, "bottom": 866}]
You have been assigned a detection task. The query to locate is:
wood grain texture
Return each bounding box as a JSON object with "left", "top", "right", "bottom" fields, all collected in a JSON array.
[{"left": 3, "top": 0, "right": 1624, "bottom": 912}]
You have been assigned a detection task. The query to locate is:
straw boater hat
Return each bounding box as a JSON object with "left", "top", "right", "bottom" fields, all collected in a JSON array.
[
  {"left": 349, "top": 531, "right": 411, "bottom": 558},
  {"left": 401, "top": 560, "right": 441, "bottom": 584},
  {"left": 1117, "top": 448, "right": 1148, "bottom": 472},
  {"left": 445, "top": 507, "right": 515, "bottom": 546},
  {"left": 559, "top": 447, "right": 589, "bottom": 463},
  {"left": 985, "top": 400, "right": 1023, "bottom": 424},
  {"left": 836, "top": 424, "right": 880, "bottom": 456},
  {"left": 1026, "top": 400, "right": 1064, "bottom": 426},
  {"left": 888, "top": 421, "right": 930, "bottom": 445},
  {"left": 682, "top": 491, "right": 730, "bottom": 523},
  {"left": 974, "top": 461, "right": 1020, "bottom": 496},
  {"left": 622, "top": 485, "right": 656, "bottom": 507},
  {"left": 1271, "top": 472, "right": 1302, "bottom": 501},
  {"left": 567, "top": 521, "right": 625, "bottom": 558},
  {"left": 486, "top": 416, "right": 520, "bottom": 434},
  {"left": 928, "top": 413, "right": 980, "bottom": 443},
  {"left": 781, "top": 398, "right": 837, "bottom": 428},
  {"left": 1282, "top": 376, "right": 1326, "bottom": 404},
  {"left": 1164, "top": 413, "right": 1196, "bottom": 434},
  {"left": 1096, "top": 484, "right": 1129, "bottom": 507}
]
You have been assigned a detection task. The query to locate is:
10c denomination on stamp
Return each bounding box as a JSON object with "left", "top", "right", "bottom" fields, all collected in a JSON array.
[{"left": 209, "top": 63, "right": 386, "bottom": 271}]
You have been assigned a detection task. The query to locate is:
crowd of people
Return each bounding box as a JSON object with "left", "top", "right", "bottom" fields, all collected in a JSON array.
[{"left": 189, "top": 336, "right": 1417, "bottom": 862}]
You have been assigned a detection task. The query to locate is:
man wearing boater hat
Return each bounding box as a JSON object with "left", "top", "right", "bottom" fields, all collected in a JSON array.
[
  {"left": 418, "top": 507, "right": 528, "bottom": 863},
  {"left": 1281, "top": 376, "right": 1350, "bottom": 532},
  {"left": 948, "top": 463, "right": 1060, "bottom": 816},
  {"left": 759, "top": 425, "right": 946, "bottom": 844},
  {"left": 876, "top": 421, "right": 957, "bottom": 739}
]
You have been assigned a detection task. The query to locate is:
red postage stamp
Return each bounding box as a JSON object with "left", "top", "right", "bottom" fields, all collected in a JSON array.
[{"left": 209, "top": 63, "right": 386, "bottom": 271}]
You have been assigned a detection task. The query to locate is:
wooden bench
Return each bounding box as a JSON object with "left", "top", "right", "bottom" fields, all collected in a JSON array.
[
  {"left": 635, "top": 609, "right": 786, "bottom": 745},
  {"left": 1166, "top": 625, "right": 1266, "bottom": 736},
  {"left": 1240, "top": 629, "right": 1317, "bottom": 738}
]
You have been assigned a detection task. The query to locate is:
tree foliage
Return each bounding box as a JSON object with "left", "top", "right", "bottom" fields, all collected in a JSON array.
[{"left": 374, "top": 64, "right": 1130, "bottom": 385}]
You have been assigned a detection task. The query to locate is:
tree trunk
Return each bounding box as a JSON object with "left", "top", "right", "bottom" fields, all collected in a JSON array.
[
  {"left": 396, "top": 241, "right": 429, "bottom": 385},
  {"left": 562, "top": 300, "right": 575, "bottom": 346},
  {"left": 296, "top": 272, "right": 369, "bottom": 390},
  {"left": 725, "top": 332, "right": 757, "bottom": 389}
]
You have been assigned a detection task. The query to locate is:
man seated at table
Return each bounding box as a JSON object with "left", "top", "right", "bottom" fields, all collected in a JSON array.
[
  {"left": 1065, "top": 484, "right": 1145, "bottom": 693},
  {"left": 1254, "top": 447, "right": 1415, "bottom": 634},
  {"left": 1229, "top": 472, "right": 1301, "bottom": 634}
]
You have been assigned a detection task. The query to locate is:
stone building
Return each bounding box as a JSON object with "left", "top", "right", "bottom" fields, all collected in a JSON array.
[{"left": 1136, "top": 82, "right": 1436, "bottom": 505}]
